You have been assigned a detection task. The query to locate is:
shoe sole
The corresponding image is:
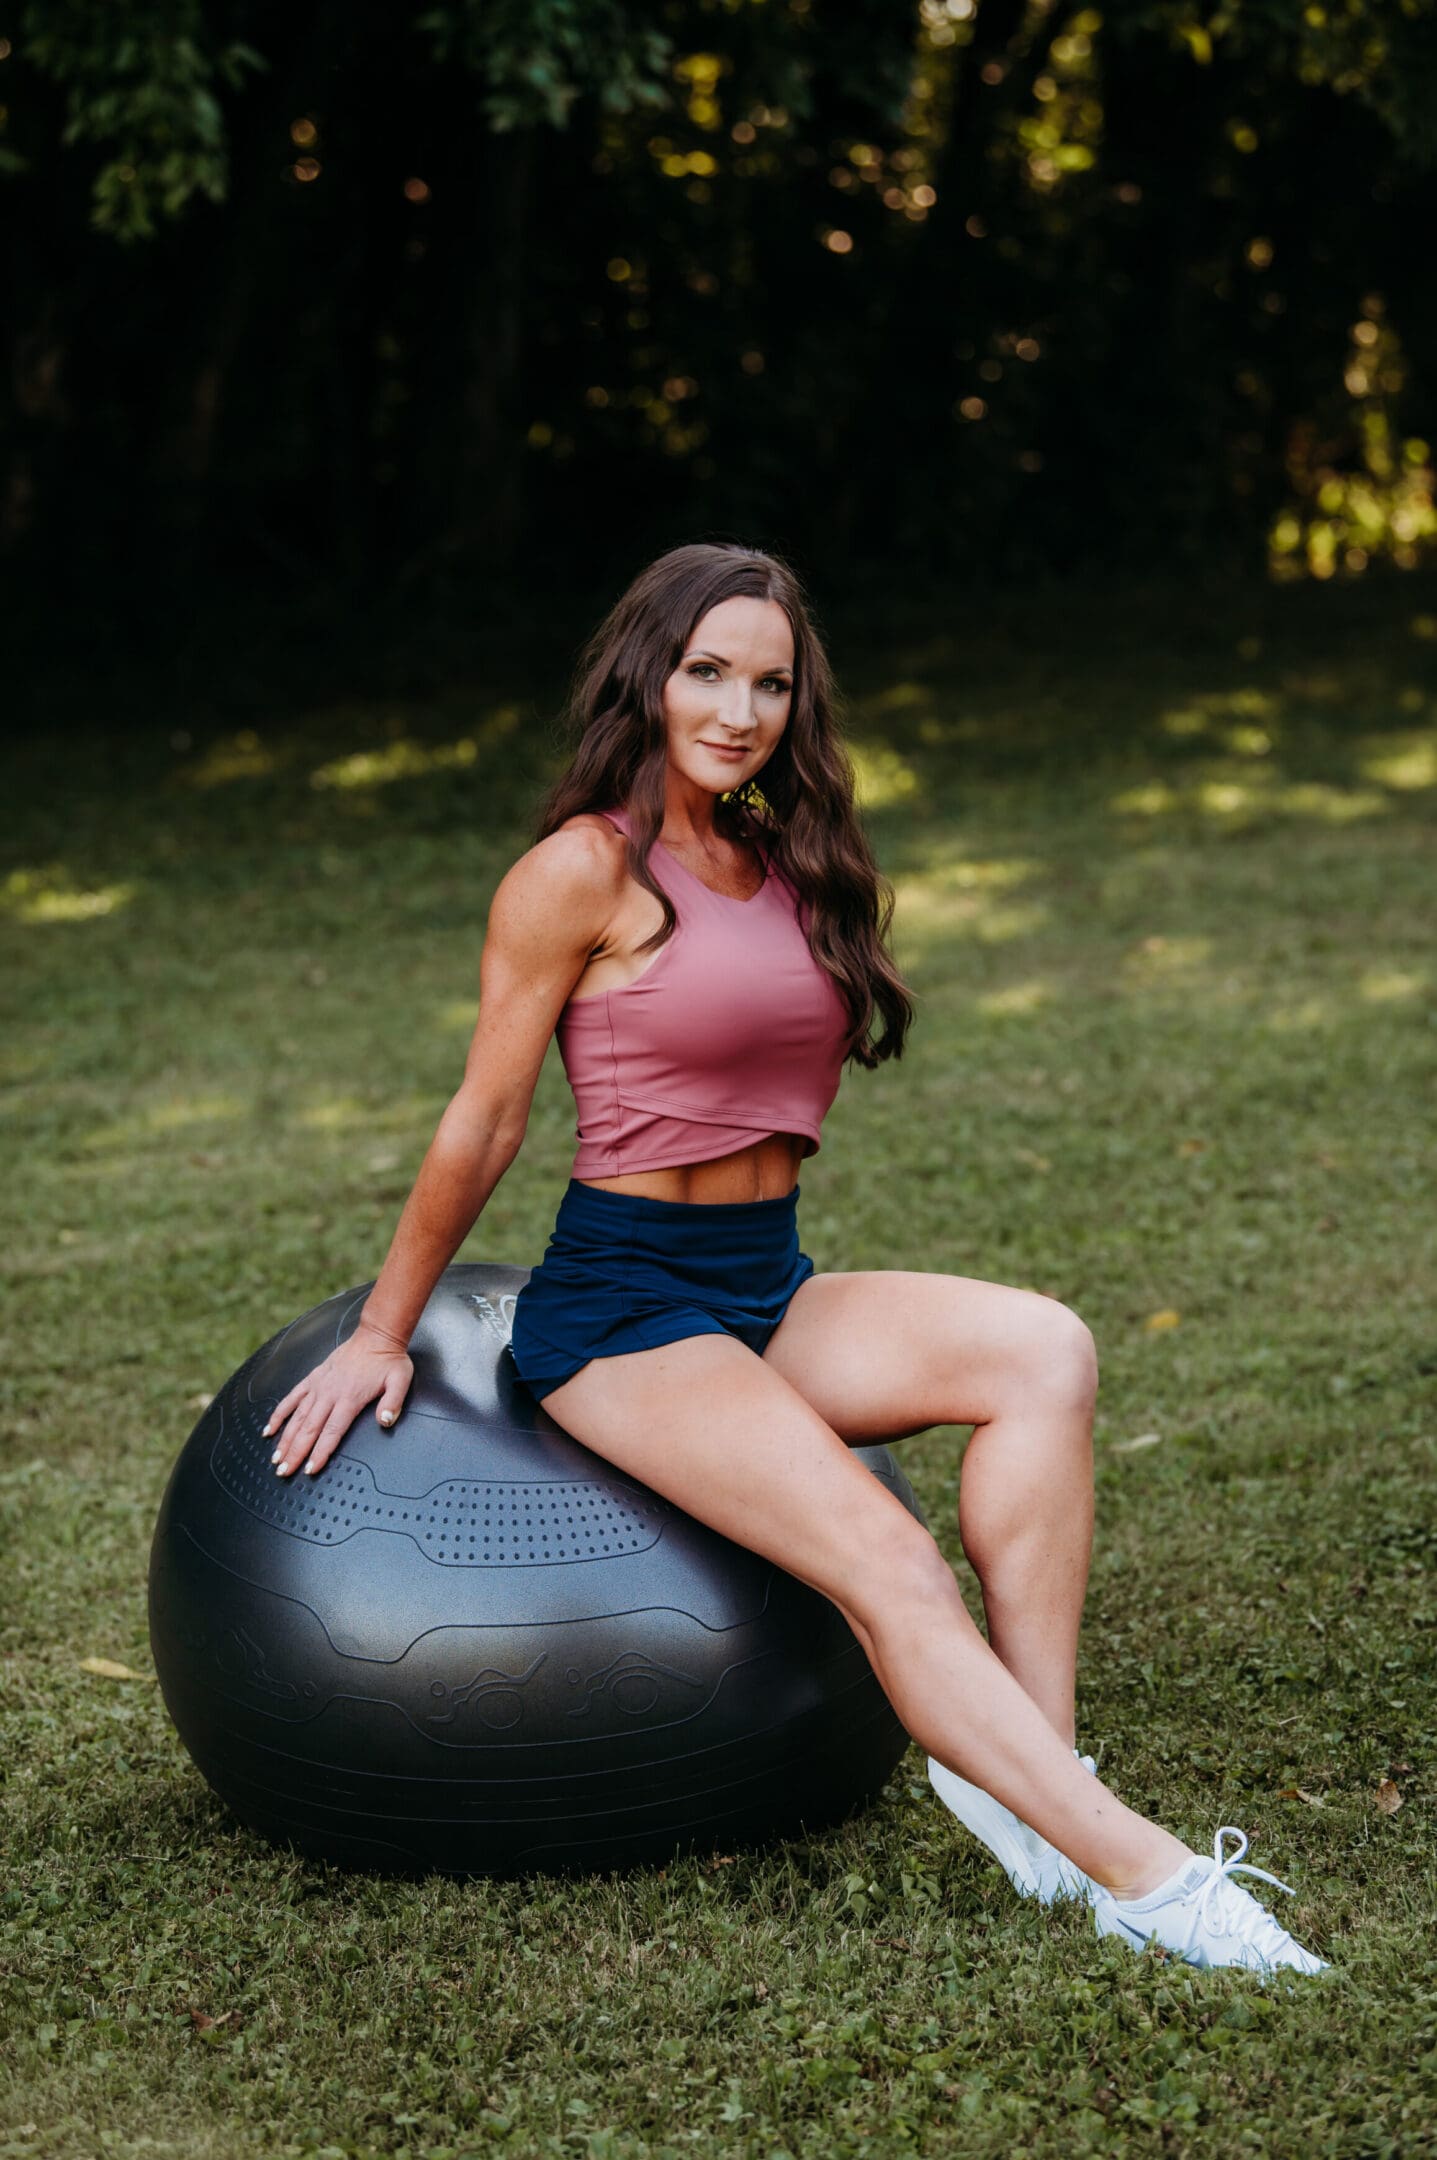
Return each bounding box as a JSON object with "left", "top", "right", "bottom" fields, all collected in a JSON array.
[
  {"left": 927, "top": 1757, "right": 1044, "bottom": 1897},
  {"left": 1092, "top": 1895, "right": 1329, "bottom": 1976}
]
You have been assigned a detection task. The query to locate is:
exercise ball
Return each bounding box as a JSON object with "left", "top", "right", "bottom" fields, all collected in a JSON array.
[{"left": 149, "top": 1261, "right": 927, "bottom": 1877}]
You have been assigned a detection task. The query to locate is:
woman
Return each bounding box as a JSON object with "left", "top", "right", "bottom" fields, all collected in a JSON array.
[{"left": 262, "top": 541, "right": 1324, "bottom": 1978}]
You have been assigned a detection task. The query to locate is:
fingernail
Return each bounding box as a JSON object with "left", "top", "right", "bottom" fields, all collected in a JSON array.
[
  {"left": 271, "top": 1450, "right": 281, "bottom": 1464},
  {"left": 304, "top": 1462, "right": 317, "bottom": 1475}
]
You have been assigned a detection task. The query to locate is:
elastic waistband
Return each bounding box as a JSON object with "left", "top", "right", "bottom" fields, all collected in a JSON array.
[{"left": 558, "top": 1177, "right": 800, "bottom": 1225}]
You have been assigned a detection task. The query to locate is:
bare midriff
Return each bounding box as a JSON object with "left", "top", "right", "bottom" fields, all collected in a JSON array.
[{"left": 575, "top": 1130, "right": 805, "bottom": 1205}]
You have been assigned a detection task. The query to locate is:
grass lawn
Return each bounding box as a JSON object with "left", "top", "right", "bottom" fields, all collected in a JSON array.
[{"left": 3, "top": 573, "right": 1435, "bottom": 2157}]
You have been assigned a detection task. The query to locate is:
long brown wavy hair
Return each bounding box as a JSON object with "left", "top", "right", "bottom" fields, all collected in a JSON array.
[{"left": 534, "top": 540, "right": 914, "bottom": 1066}]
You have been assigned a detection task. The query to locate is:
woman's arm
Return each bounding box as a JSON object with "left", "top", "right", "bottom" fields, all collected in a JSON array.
[{"left": 264, "top": 821, "right": 624, "bottom": 1478}]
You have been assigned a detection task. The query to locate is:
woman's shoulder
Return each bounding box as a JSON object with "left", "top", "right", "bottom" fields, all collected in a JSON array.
[
  {"left": 492, "top": 814, "right": 629, "bottom": 923},
  {"left": 559, "top": 807, "right": 628, "bottom": 843}
]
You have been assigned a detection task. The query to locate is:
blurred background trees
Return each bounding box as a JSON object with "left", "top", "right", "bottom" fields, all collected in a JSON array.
[{"left": 3, "top": 0, "right": 1435, "bottom": 659}]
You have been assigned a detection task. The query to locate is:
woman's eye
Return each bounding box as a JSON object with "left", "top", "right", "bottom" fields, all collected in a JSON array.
[{"left": 686, "top": 664, "right": 789, "bottom": 691}]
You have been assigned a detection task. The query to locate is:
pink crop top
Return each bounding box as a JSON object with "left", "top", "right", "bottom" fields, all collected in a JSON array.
[{"left": 556, "top": 805, "right": 853, "bottom": 1178}]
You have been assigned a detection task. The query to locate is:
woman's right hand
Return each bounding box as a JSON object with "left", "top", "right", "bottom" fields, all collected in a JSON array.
[{"left": 262, "top": 1323, "right": 414, "bottom": 1481}]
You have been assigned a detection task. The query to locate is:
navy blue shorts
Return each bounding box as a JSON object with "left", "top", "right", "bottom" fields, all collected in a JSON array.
[{"left": 507, "top": 1178, "right": 816, "bottom": 1403}]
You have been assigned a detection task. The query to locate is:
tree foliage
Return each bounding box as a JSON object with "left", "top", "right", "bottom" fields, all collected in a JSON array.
[
  {"left": 1, "top": 0, "right": 1433, "bottom": 610},
  {"left": 9, "top": 0, "right": 265, "bottom": 238}
]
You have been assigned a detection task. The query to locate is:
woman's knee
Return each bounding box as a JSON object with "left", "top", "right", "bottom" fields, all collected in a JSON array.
[
  {"left": 1014, "top": 1297, "right": 1099, "bottom": 1416},
  {"left": 843, "top": 1517, "right": 963, "bottom": 1632}
]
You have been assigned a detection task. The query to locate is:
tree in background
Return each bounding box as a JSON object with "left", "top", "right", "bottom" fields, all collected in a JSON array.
[{"left": 1, "top": 0, "right": 1434, "bottom": 618}]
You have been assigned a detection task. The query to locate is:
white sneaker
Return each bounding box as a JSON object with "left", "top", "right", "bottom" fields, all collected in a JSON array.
[
  {"left": 927, "top": 1748, "right": 1101, "bottom": 1906},
  {"left": 1092, "top": 1825, "right": 1329, "bottom": 1978}
]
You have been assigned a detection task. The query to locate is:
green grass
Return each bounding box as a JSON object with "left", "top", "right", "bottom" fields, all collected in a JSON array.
[{"left": 3, "top": 575, "right": 1436, "bottom": 2157}]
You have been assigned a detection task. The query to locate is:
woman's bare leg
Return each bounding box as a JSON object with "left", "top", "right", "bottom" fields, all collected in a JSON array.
[
  {"left": 540, "top": 1331, "right": 1189, "bottom": 1900},
  {"left": 761, "top": 1270, "right": 1097, "bottom": 1745}
]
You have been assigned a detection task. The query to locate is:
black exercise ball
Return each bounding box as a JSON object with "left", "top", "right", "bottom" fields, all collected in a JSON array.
[{"left": 149, "top": 1261, "right": 927, "bottom": 1877}]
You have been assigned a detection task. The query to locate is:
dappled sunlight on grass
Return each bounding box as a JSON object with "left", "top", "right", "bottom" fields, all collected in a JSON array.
[
  {"left": 144, "top": 1093, "right": 249, "bottom": 1130},
  {"left": 905, "top": 854, "right": 1043, "bottom": 893},
  {"left": 850, "top": 741, "right": 921, "bottom": 809},
  {"left": 1359, "top": 967, "right": 1428, "bottom": 1002},
  {"left": 1358, "top": 730, "right": 1437, "bottom": 791},
  {"left": 1111, "top": 781, "right": 1180, "bottom": 816},
  {"left": 291, "top": 1089, "right": 451, "bottom": 1134},
  {"left": 1, "top": 865, "right": 140, "bottom": 924},
  {"left": 78, "top": 1093, "right": 251, "bottom": 1152},
  {"left": 1265, "top": 996, "right": 1336, "bottom": 1032},
  {"left": 897, "top": 894, "right": 1049, "bottom": 945},
  {"left": 294, "top": 1095, "right": 379, "bottom": 1130},
  {"left": 860, "top": 679, "right": 932, "bottom": 716},
  {"left": 1158, "top": 688, "right": 1282, "bottom": 743},
  {"left": 180, "top": 728, "right": 280, "bottom": 788},
  {"left": 313, "top": 735, "right": 478, "bottom": 792},
  {"left": 310, "top": 706, "right": 524, "bottom": 792},
  {"left": 1223, "top": 723, "right": 1276, "bottom": 757},
  {"left": 1111, "top": 770, "right": 1390, "bottom": 826},
  {"left": 890, "top": 856, "right": 1047, "bottom": 948},
  {"left": 973, "top": 979, "right": 1054, "bottom": 1016},
  {"left": 1121, "top": 933, "right": 1215, "bottom": 983},
  {"left": 437, "top": 998, "right": 481, "bottom": 1034},
  {"left": 1277, "top": 780, "right": 1388, "bottom": 821},
  {"left": 170, "top": 705, "right": 532, "bottom": 802}
]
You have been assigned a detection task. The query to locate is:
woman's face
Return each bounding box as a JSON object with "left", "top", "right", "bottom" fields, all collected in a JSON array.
[{"left": 661, "top": 595, "right": 794, "bottom": 797}]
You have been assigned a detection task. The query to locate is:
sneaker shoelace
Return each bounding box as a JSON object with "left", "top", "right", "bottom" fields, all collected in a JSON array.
[{"left": 1184, "top": 1826, "right": 1301, "bottom": 1952}]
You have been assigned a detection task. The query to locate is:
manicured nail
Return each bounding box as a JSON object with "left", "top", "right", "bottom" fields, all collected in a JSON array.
[{"left": 271, "top": 1450, "right": 280, "bottom": 1464}]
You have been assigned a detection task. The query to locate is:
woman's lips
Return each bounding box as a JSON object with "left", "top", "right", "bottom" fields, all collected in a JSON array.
[{"left": 701, "top": 742, "right": 749, "bottom": 759}]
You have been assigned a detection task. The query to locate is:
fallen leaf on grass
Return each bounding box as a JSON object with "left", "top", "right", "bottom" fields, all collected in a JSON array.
[
  {"left": 78, "top": 1657, "right": 145, "bottom": 1681},
  {"left": 186, "top": 2008, "right": 236, "bottom": 2032},
  {"left": 1111, "top": 1432, "right": 1164, "bottom": 1454},
  {"left": 1177, "top": 1138, "right": 1207, "bottom": 1156},
  {"left": 1013, "top": 1147, "right": 1052, "bottom": 1173},
  {"left": 1375, "top": 1778, "right": 1404, "bottom": 1816},
  {"left": 1143, "top": 1309, "right": 1181, "bottom": 1332}
]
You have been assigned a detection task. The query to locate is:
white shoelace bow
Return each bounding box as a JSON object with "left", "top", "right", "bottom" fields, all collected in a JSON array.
[{"left": 1188, "top": 1825, "right": 1298, "bottom": 1942}]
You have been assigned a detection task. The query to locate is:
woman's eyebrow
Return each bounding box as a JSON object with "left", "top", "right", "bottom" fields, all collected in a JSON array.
[{"left": 685, "top": 649, "right": 793, "bottom": 671}]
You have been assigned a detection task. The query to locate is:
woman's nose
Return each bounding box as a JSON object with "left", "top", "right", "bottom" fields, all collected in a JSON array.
[{"left": 716, "top": 686, "right": 758, "bottom": 731}]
